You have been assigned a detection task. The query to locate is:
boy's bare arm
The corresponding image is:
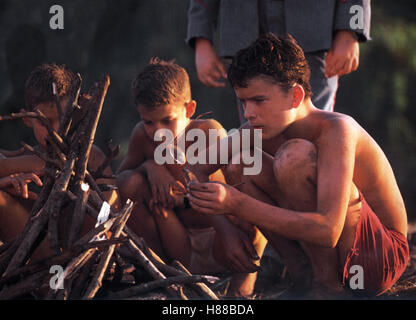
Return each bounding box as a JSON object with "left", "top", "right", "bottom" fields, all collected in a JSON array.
[
  {"left": 0, "top": 155, "right": 45, "bottom": 178},
  {"left": 187, "top": 120, "right": 250, "bottom": 181},
  {"left": 0, "top": 147, "right": 25, "bottom": 158},
  {"left": 116, "top": 122, "right": 147, "bottom": 174},
  {"left": 189, "top": 117, "right": 360, "bottom": 248}
]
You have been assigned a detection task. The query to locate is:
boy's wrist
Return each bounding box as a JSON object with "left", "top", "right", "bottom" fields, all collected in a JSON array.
[
  {"left": 195, "top": 38, "right": 213, "bottom": 51},
  {"left": 230, "top": 188, "right": 244, "bottom": 217}
]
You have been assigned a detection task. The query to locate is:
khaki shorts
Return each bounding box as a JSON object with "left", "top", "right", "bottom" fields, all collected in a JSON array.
[{"left": 188, "top": 227, "right": 227, "bottom": 275}]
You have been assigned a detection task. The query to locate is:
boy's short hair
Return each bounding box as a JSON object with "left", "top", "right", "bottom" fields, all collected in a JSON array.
[
  {"left": 228, "top": 33, "right": 312, "bottom": 98},
  {"left": 131, "top": 57, "right": 191, "bottom": 108},
  {"left": 24, "top": 63, "right": 77, "bottom": 111}
]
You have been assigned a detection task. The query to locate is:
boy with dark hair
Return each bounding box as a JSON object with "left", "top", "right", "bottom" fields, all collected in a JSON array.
[
  {"left": 117, "top": 58, "right": 266, "bottom": 297},
  {"left": 0, "top": 63, "right": 117, "bottom": 260},
  {"left": 187, "top": 34, "right": 409, "bottom": 298}
]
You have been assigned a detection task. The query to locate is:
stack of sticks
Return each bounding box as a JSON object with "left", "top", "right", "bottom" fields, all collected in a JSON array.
[{"left": 0, "top": 75, "right": 220, "bottom": 300}]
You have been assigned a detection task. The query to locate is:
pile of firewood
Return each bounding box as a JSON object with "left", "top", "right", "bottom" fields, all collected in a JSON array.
[{"left": 0, "top": 75, "right": 220, "bottom": 300}]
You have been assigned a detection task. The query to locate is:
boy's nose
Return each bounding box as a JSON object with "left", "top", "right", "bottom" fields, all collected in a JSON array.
[{"left": 244, "top": 104, "right": 256, "bottom": 121}]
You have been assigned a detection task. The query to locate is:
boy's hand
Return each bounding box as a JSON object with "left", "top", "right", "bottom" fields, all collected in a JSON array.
[
  {"left": 195, "top": 38, "right": 227, "bottom": 88},
  {"left": 0, "top": 173, "right": 43, "bottom": 200},
  {"left": 143, "top": 160, "right": 184, "bottom": 209},
  {"left": 187, "top": 181, "right": 239, "bottom": 215},
  {"left": 325, "top": 30, "right": 359, "bottom": 78}
]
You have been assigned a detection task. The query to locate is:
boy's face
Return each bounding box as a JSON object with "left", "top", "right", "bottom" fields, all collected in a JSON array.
[
  {"left": 235, "top": 76, "right": 297, "bottom": 140},
  {"left": 30, "top": 102, "right": 60, "bottom": 147},
  {"left": 138, "top": 101, "right": 194, "bottom": 142}
]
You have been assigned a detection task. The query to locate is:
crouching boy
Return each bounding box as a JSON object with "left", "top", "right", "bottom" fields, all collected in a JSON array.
[
  {"left": 187, "top": 34, "right": 409, "bottom": 298},
  {"left": 116, "top": 58, "right": 267, "bottom": 297}
]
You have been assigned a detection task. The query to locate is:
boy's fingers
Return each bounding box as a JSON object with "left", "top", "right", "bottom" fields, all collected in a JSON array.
[
  {"left": 26, "top": 173, "right": 43, "bottom": 187},
  {"left": 31, "top": 173, "right": 43, "bottom": 186},
  {"left": 11, "top": 179, "right": 21, "bottom": 194},
  {"left": 165, "top": 187, "right": 174, "bottom": 208},
  {"left": 188, "top": 194, "right": 215, "bottom": 209},
  {"left": 189, "top": 183, "right": 213, "bottom": 192},
  {"left": 171, "top": 181, "right": 186, "bottom": 195},
  {"left": 154, "top": 205, "right": 164, "bottom": 218},
  {"left": 156, "top": 205, "right": 168, "bottom": 219},
  {"left": 151, "top": 185, "right": 159, "bottom": 204},
  {"left": 188, "top": 199, "right": 216, "bottom": 215},
  {"left": 351, "top": 57, "right": 359, "bottom": 72},
  {"left": 158, "top": 186, "right": 167, "bottom": 207},
  {"left": 21, "top": 182, "right": 29, "bottom": 199},
  {"left": 210, "top": 68, "right": 222, "bottom": 81},
  {"left": 189, "top": 190, "right": 214, "bottom": 201},
  {"left": 216, "top": 61, "right": 227, "bottom": 79},
  {"left": 329, "top": 58, "right": 344, "bottom": 77}
]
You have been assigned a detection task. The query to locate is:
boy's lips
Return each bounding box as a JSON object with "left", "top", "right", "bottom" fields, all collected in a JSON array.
[{"left": 251, "top": 124, "right": 264, "bottom": 130}]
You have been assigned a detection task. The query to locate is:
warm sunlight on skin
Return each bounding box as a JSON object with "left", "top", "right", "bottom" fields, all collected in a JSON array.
[
  {"left": 235, "top": 77, "right": 302, "bottom": 140},
  {"left": 29, "top": 102, "right": 60, "bottom": 148},
  {"left": 138, "top": 102, "right": 194, "bottom": 143}
]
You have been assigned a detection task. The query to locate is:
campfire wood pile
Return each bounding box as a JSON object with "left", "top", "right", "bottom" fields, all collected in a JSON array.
[{"left": 0, "top": 75, "right": 220, "bottom": 300}]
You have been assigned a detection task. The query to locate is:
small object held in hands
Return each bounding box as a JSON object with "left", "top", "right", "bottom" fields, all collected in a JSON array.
[{"left": 182, "top": 167, "right": 199, "bottom": 187}]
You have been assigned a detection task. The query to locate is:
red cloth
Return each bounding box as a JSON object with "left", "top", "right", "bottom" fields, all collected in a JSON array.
[{"left": 342, "top": 193, "right": 409, "bottom": 296}]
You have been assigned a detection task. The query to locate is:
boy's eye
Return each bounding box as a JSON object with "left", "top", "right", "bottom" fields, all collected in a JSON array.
[
  {"left": 162, "top": 119, "right": 172, "bottom": 125},
  {"left": 144, "top": 121, "right": 153, "bottom": 125}
]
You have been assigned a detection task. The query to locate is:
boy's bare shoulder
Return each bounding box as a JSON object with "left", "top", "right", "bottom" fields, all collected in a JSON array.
[
  {"left": 316, "top": 111, "right": 360, "bottom": 140},
  {"left": 130, "top": 121, "right": 149, "bottom": 142}
]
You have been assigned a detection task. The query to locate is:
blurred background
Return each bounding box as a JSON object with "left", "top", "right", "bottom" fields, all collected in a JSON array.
[{"left": 0, "top": 0, "right": 415, "bottom": 219}]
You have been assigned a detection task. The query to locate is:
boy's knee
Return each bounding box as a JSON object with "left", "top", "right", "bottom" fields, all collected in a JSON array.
[
  {"left": 274, "top": 139, "right": 317, "bottom": 183},
  {"left": 116, "top": 170, "right": 148, "bottom": 201}
]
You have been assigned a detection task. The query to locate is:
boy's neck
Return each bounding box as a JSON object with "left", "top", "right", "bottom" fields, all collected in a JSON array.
[{"left": 282, "top": 98, "right": 318, "bottom": 140}]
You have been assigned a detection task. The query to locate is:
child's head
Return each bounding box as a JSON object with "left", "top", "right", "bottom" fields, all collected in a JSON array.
[
  {"left": 228, "top": 33, "right": 312, "bottom": 98},
  {"left": 131, "top": 58, "right": 196, "bottom": 140},
  {"left": 228, "top": 34, "right": 312, "bottom": 139},
  {"left": 24, "top": 63, "right": 76, "bottom": 146}
]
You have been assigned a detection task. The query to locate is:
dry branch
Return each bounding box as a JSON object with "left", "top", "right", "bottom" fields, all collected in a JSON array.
[{"left": 110, "top": 275, "right": 219, "bottom": 299}]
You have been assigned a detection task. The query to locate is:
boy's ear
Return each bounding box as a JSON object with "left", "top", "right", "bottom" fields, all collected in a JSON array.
[
  {"left": 20, "top": 108, "right": 33, "bottom": 127},
  {"left": 291, "top": 85, "right": 305, "bottom": 109},
  {"left": 185, "top": 100, "right": 196, "bottom": 118}
]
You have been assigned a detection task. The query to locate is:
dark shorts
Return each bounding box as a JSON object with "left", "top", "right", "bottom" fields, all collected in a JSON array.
[{"left": 342, "top": 193, "right": 409, "bottom": 296}]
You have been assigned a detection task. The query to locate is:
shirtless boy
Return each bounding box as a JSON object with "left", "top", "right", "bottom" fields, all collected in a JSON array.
[
  {"left": 187, "top": 34, "right": 409, "bottom": 297},
  {"left": 0, "top": 63, "right": 117, "bottom": 260},
  {"left": 116, "top": 58, "right": 267, "bottom": 296}
]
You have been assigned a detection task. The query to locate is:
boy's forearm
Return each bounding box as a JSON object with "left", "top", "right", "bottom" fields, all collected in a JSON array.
[
  {"left": 206, "top": 214, "right": 237, "bottom": 235},
  {"left": 0, "top": 156, "right": 44, "bottom": 177},
  {"left": 231, "top": 191, "right": 336, "bottom": 248}
]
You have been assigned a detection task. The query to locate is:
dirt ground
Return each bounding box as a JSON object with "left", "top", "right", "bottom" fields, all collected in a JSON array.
[{"left": 248, "top": 223, "right": 416, "bottom": 300}]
